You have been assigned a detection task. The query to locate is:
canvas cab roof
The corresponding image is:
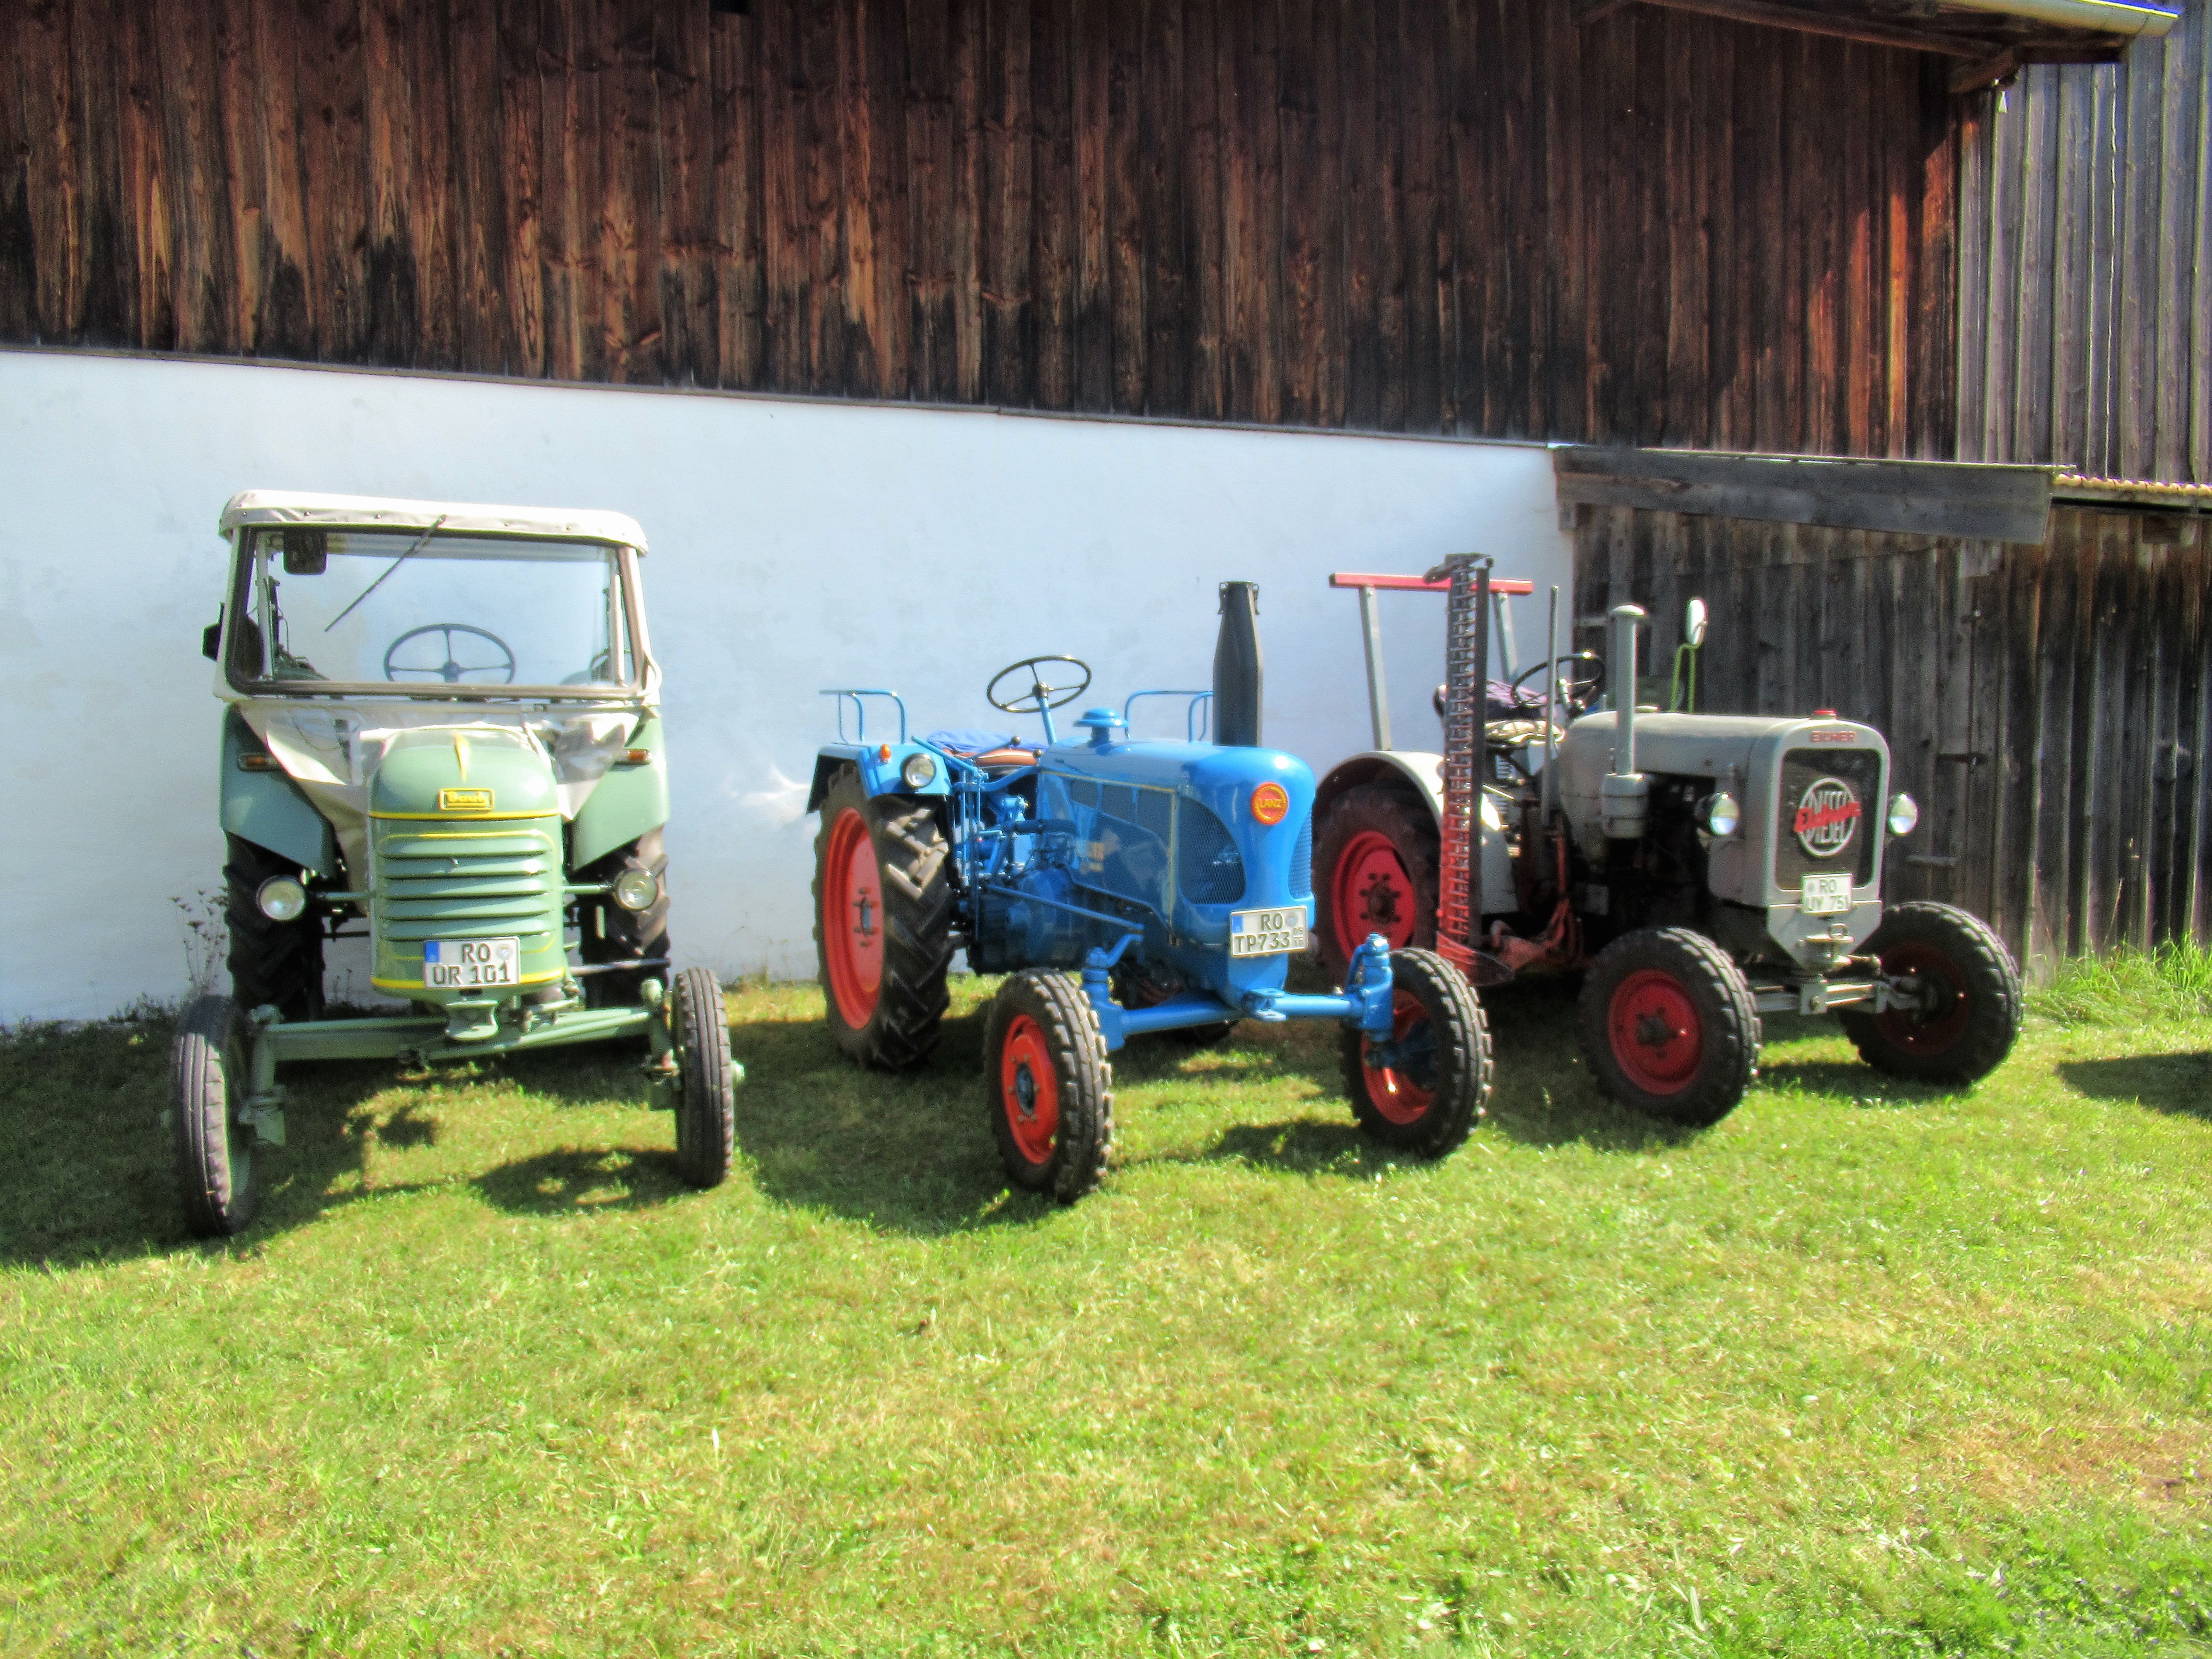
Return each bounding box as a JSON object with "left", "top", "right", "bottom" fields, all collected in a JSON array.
[{"left": 218, "top": 490, "right": 649, "bottom": 553}]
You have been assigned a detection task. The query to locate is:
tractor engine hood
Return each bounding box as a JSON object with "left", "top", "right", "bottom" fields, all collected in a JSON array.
[{"left": 237, "top": 699, "right": 644, "bottom": 887}]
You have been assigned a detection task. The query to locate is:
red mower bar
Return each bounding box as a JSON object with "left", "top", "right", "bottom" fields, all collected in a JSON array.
[{"left": 1329, "top": 572, "right": 1536, "bottom": 594}]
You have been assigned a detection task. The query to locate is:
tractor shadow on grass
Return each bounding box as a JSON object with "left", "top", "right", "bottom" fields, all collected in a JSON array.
[
  {"left": 2058, "top": 1051, "right": 2212, "bottom": 1120},
  {"left": 728, "top": 1005, "right": 1068, "bottom": 1236},
  {"left": 0, "top": 1015, "right": 696, "bottom": 1267}
]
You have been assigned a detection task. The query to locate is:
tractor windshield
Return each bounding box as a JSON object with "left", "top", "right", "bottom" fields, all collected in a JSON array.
[{"left": 229, "top": 527, "right": 643, "bottom": 697}]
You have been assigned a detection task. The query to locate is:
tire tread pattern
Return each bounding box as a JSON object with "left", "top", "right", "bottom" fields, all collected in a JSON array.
[
  {"left": 172, "top": 993, "right": 256, "bottom": 1237},
  {"left": 1578, "top": 927, "right": 1761, "bottom": 1127},
  {"left": 1339, "top": 946, "right": 1492, "bottom": 1158},
  {"left": 986, "top": 970, "right": 1115, "bottom": 1203},
  {"left": 224, "top": 835, "right": 324, "bottom": 1021},
  {"left": 1314, "top": 784, "right": 1440, "bottom": 984},
  {"left": 812, "top": 771, "right": 955, "bottom": 1071},
  {"left": 1839, "top": 900, "right": 2023, "bottom": 1084},
  {"left": 671, "top": 966, "right": 735, "bottom": 1188}
]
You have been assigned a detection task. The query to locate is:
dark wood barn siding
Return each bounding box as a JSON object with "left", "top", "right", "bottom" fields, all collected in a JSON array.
[
  {"left": 0, "top": 0, "right": 1957, "bottom": 454},
  {"left": 1575, "top": 503, "right": 2212, "bottom": 973},
  {"left": 1957, "top": 0, "right": 2210, "bottom": 483}
]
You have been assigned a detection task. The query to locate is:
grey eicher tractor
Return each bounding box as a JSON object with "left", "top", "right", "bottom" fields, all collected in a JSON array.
[
  {"left": 1313, "top": 555, "right": 2023, "bottom": 1126},
  {"left": 806, "top": 583, "right": 1493, "bottom": 1202},
  {"left": 175, "top": 491, "right": 737, "bottom": 1237}
]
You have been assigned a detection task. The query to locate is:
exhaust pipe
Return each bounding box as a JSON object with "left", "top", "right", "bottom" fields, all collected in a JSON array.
[
  {"left": 1602, "top": 604, "right": 1649, "bottom": 841},
  {"left": 1214, "top": 581, "right": 1264, "bottom": 747}
]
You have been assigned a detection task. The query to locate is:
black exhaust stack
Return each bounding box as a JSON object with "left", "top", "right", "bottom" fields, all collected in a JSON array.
[{"left": 1213, "top": 581, "right": 1264, "bottom": 746}]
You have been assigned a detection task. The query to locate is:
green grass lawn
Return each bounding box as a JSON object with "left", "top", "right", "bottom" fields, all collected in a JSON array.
[{"left": 3, "top": 963, "right": 2210, "bottom": 1657}]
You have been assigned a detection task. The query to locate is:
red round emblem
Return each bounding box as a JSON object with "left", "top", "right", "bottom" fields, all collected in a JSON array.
[
  {"left": 1793, "top": 777, "right": 1862, "bottom": 858},
  {"left": 1251, "top": 782, "right": 1290, "bottom": 826}
]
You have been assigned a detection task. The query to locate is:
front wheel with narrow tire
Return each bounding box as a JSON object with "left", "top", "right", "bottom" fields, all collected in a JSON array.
[
  {"left": 171, "top": 994, "right": 257, "bottom": 1237},
  {"left": 1315, "top": 785, "right": 1440, "bottom": 985},
  {"left": 1340, "top": 948, "right": 1492, "bottom": 1157},
  {"left": 985, "top": 971, "right": 1114, "bottom": 1203},
  {"left": 1839, "top": 902, "right": 2022, "bottom": 1084},
  {"left": 1580, "top": 928, "right": 1761, "bottom": 1126},
  {"left": 813, "top": 768, "right": 955, "bottom": 1071},
  {"left": 671, "top": 966, "right": 734, "bottom": 1187}
]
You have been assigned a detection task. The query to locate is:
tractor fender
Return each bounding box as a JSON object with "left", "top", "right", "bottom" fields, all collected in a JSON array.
[
  {"left": 220, "top": 708, "right": 338, "bottom": 877},
  {"left": 1315, "top": 751, "right": 1444, "bottom": 831},
  {"left": 570, "top": 713, "right": 669, "bottom": 869},
  {"left": 807, "top": 742, "right": 953, "bottom": 814}
]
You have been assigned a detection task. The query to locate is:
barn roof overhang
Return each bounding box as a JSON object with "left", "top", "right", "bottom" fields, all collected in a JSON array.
[{"left": 1573, "top": 0, "right": 2182, "bottom": 94}]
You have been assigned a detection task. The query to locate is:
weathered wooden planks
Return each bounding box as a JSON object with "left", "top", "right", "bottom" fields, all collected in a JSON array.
[
  {"left": 1575, "top": 499, "right": 2212, "bottom": 974},
  {"left": 2, "top": 0, "right": 1961, "bottom": 455},
  {"left": 1958, "top": 0, "right": 2208, "bottom": 484}
]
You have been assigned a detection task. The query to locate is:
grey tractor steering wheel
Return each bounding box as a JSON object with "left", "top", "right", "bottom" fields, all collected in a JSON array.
[
  {"left": 1511, "top": 650, "right": 1606, "bottom": 713},
  {"left": 986, "top": 655, "right": 1093, "bottom": 716},
  {"left": 383, "top": 623, "right": 518, "bottom": 685}
]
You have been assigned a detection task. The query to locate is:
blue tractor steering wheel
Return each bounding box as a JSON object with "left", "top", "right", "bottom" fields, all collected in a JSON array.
[
  {"left": 986, "top": 655, "right": 1092, "bottom": 716},
  {"left": 383, "top": 623, "right": 518, "bottom": 685}
]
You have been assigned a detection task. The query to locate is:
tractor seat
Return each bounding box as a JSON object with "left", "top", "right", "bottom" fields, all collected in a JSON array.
[
  {"left": 922, "top": 729, "right": 1038, "bottom": 770},
  {"left": 1486, "top": 719, "right": 1561, "bottom": 751}
]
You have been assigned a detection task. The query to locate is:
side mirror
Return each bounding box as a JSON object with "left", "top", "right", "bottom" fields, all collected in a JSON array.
[
  {"left": 282, "top": 527, "right": 329, "bottom": 575},
  {"left": 1684, "top": 597, "right": 1708, "bottom": 649},
  {"left": 202, "top": 611, "right": 223, "bottom": 662}
]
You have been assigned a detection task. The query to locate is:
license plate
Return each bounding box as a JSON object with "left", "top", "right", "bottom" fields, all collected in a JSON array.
[
  {"left": 1799, "top": 874, "right": 1853, "bottom": 916},
  {"left": 1228, "top": 906, "right": 1307, "bottom": 958},
  {"left": 424, "top": 937, "right": 520, "bottom": 989}
]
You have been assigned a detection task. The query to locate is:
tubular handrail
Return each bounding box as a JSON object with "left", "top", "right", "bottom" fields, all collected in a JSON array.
[
  {"left": 820, "top": 688, "right": 909, "bottom": 745},
  {"left": 1123, "top": 688, "right": 1214, "bottom": 742}
]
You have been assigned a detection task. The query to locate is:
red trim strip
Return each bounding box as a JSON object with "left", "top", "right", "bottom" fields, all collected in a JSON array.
[{"left": 1329, "top": 572, "right": 1537, "bottom": 594}]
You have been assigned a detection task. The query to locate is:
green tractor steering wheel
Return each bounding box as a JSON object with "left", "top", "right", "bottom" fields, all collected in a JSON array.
[
  {"left": 986, "top": 655, "right": 1093, "bottom": 716},
  {"left": 384, "top": 623, "right": 518, "bottom": 685}
]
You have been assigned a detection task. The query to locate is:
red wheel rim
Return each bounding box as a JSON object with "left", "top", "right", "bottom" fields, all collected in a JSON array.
[
  {"left": 1359, "top": 990, "right": 1436, "bottom": 1124},
  {"left": 823, "top": 808, "right": 884, "bottom": 1028},
  {"left": 1331, "top": 830, "right": 1418, "bottom": 964},
  {"left": 1607, "top": 968, "right": 1704, "bottom": 1096},
  {"left": 999, "top": 1013, "right": 1060, "bottom": 1167},
  {"left": 1873, "top": 941, "right": 1971, "bottom": 1054}
]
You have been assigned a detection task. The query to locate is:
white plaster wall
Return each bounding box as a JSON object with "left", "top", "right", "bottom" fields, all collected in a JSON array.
[{"left": 0, "top": 350, "right": 1572, "bottom": 1021}]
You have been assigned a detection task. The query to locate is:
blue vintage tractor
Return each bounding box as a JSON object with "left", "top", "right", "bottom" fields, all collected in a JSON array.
[{"left": 806, "top": 584, "right": 1493, "bottom": 1202}]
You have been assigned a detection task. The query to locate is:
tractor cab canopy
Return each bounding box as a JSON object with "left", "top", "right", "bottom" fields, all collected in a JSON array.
[{"left": 215, "top": 491, "right": 655, "bottom": 704}]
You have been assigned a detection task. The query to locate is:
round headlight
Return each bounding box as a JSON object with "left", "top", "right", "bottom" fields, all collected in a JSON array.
[
  {"left": 1887, "top": 792, "right": 1920, "bottom": 837},
  {"left": 256, "top": 874, "right": 308, "bottom": 923},
  {"left": 612, "top": 867, "right": 661, "bottom": 912},
  {"left": 901, "top": 751, "right": 939, "bottom": 789},
  {"left": 1699, "top": 791, "right": 1742, "bottom": 838}
]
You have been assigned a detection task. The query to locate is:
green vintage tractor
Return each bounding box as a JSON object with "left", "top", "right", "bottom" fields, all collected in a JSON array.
[{"left": 173, "top": 491, "right": 737, "bottom": 1236}]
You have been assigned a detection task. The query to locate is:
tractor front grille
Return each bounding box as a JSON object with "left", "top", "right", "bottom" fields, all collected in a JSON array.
[
  {"left": 1291, "top": 812, "right": 1313, "bottom": 899},
  {"left": 1772, "top": 748, "right": 1883, "bottom": 891},
  {"left": 373, "top": 821, "right": 563, "bottom": 946},
  {"left": 1176, "top": 800, "right": 1246, "bottom": 905}
]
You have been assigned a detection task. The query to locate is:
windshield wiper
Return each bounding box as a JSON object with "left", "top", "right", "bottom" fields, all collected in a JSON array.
[{"left": 323, "top": 515, "right": 449, "bottom": 633}]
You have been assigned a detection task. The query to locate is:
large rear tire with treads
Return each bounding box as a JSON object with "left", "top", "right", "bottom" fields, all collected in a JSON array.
[
  {"left": 1839, "top": 902, "right": 2022, "bottom": 1084},
  {"left": 1579, "top": 927, "right": 1760, "bottom": 1126},
  {"left": 225, "top": 835, "right": 324, "bottom": 1022},
  {"left": 1314, "top": 785, "right": 1439, "bottom": 985},
  {"left": 812, "top": 767, "right": 954, "bottom": 1071}
]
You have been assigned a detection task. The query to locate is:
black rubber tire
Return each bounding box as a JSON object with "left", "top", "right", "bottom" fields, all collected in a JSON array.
[
  {"left": 812, "top": 768, "right": 955, "bottom": 1071},
  {"left": 985, "top": 970, "right": 1115, "bottom": 1203},
  {"left": 1839, "top": 901, "right": 2023, "bottom": 1084},
  {"left": 1313, "top": 784, "right": 1440, "bottom": 985},
  {"left": 578, "top": 827, "right": 672, "bottom": 1010},
  {"left": 1579, "top": 927, "right": 1761, "bottom": 1126},
  {"left": 225, "top": 834, "right": 324, "bottom": 1021},
  {"left": 171, "top": 994, "right": 258, "bottom": 1237},
  {"left": 671, "top": 966, "right": 735, "bottom": 1188},
  {"left": 1113, "top": 964, "right": 1237, "bottom": 1048},
  {"left": 1339, "top": 947, "right": 1492, "bottom": 1157}
]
